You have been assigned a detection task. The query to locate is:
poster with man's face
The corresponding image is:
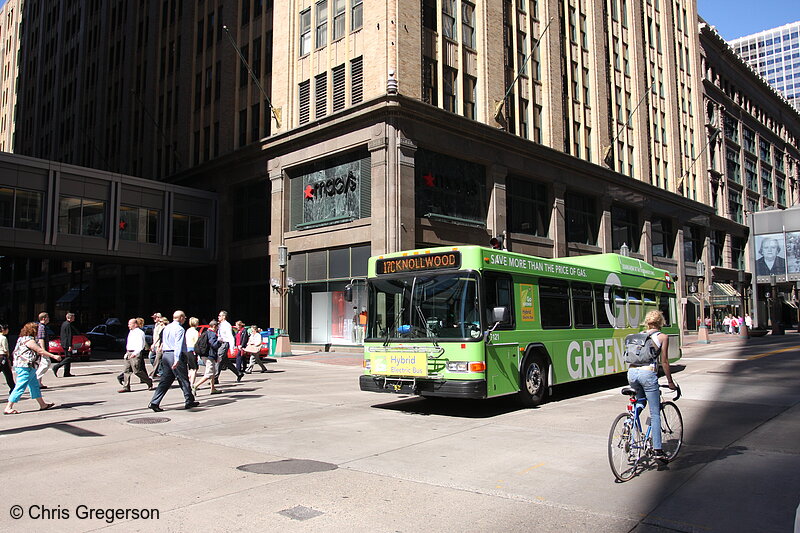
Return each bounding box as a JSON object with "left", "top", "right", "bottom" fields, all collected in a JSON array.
[{"left": 755, "top": 233, "right": 787, "bottom": 281}]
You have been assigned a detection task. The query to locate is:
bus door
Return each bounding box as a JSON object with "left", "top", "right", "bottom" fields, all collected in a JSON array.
[{"left": 484, "top": 273, "right": 519, "bottom": 397}]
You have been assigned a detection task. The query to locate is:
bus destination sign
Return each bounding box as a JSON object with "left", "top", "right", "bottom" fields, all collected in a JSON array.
[{"left": 377, "top": 251, "right": 461, "bottom": 275}]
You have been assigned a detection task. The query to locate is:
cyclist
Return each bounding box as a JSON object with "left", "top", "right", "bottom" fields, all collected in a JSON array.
[{"left": 627, "top": 310, "right": 677, "bottom": 463}]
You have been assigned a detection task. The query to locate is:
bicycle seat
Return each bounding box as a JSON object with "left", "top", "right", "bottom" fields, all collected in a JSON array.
[{"left": 621, "top": 387, "right": 637, "bottom": 397}]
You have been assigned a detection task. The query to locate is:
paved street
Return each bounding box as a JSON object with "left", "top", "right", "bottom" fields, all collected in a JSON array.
[{"left": 1, "top": 333, "right": 799, "bottom": 532}]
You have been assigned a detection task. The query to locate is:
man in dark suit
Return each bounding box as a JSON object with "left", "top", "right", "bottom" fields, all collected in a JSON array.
[
  {"left": 755, "top": 237, "right": 786, "bottom": 276},
  {"left": 53, "top": 312, "right": 79, "bottom": 377}
]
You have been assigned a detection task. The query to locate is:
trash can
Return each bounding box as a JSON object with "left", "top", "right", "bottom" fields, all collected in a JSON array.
[{"left": 267, "top": 328, "right": 282, "bottom": 355}]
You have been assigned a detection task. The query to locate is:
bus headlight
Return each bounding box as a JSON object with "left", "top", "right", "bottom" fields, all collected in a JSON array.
[
  {"left": 363, "top": 359, "right": 371, "bottom": 370},
  {"left": 446, "top": 361, "right": 485, "bottom": 373}
]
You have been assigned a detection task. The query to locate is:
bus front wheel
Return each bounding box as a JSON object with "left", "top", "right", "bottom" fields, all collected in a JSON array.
[{"left": 519, "top": 354, "right": 549, "bottom": 407}]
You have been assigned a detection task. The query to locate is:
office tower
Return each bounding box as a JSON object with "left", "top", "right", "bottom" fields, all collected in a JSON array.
[
  {"left": 730, "top": 21, "right": 800, "bottom": 112},
  {"left": 0, "top": 0, "right": 22, "bottom": 152}
]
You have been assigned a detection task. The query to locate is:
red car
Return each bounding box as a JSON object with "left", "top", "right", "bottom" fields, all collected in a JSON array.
[
  {"left": 195, "top": 325, "right": 270, "bottom": 358},
  {"left": 48, "top": 335, "right": 92, "bottom": 361}
]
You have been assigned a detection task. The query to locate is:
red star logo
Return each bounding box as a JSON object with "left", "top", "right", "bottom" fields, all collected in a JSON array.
[
  {"left": 422, "top": 173, "right": 436, "bottom": 187},
  {"left": 304, "top": 185, "right": 314, "bottom": 199}
]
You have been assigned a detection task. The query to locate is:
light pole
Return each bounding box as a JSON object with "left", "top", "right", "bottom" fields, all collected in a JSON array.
[
  {"left": 697, "top": 259, "right": 710, "bottom": 343},
  {"left": 270, "top": 244, "right": 295, "bottom": 333}
]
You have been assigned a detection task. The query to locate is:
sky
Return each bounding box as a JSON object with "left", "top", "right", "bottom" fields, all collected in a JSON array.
[{"left": 697, "top": 0, "right": 799, "bottom": 41}]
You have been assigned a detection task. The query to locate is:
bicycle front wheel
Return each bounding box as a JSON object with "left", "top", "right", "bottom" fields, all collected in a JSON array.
[
  {"left": 660, "top": 401, "right": 683, "bottom": 461},
  {"left": 608, "top": 413, "right": 639, "bottom": 481}
]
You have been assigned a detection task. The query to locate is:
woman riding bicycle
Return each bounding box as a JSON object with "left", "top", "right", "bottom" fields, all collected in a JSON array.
[{"left": 627, "top": 310, "right": 677, "bottom": 463}]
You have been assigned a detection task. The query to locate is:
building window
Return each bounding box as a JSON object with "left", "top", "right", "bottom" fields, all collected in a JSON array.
[
  {"left": 611, "top": 204, "right": 639, "bottom": 252},
  {"left": 565, "top": 192, "right": 598, "bottom": 246},
  {"left": 651, "top": 217, "right": 673, "bottom": 258},
  {"left": 332, "top": 64, "right": 346, "bottom": 112},
  {"left": 709, "top": 230, "right": 724, "bottom": 267},
  {"left": 731, "top": 236, "right": 745, "bottom": 270},
  {"left": 119, "top": 206, "right": 159, "bottom": 244},
  {"left": 443, "top": 67, "right": 457, "bottom": 113},
  {"left": 239, "top": 44, "right": 249, "bottom": 88},
  {"left": 299, "top": 80, "right": 311, "bottom": 125},
  {"left": 422, "top": 56, "right": 437, "bottom": 105},
  {"left": 775, "top": 150, "right": 784, "bottom": 172},
  {"left": 233, "top": 181, "right": 270, "bottom": 241},
  {"left": 172, "top": 214, "right": 206, "bottom": 248},
  {"left": 299, "top": 8, "right": 311, "bottom": 56},
  {"left": 724, "top": 114, "right": 738, "bottom": 143},
  {"left": 462, "top": 1, "right": 475, "bottom": 48},
  {"left": 442, "top": 0, "right": 456, "bottom": 40},
  {"left": 332, "top": 0, "right": 345, "bottom": 40},
  {"left": 463, "top": 74, "right": 476, "bottom": 120},
  {"left": 728, "top": 189, "right": 743, "bottom": 224},
  {"left": 315, "top": 1, "right": 328, "bottom": 49},
  {"left": 683, "top": 225, "right": 701, "bottom": 263},
  {"left": 726, "top": 148, "right": 741, "bottom": 184},
  {"left": 351, "top": 56, "right": 363, "bottom": 104},
  {"left": 59, "top": 197, "right": 106, "bottom": 237},
  {"left": 761, "top": 166, "right": 773, "bottom": 200},
  {"left": 777, "top": 176, "right": 786, "bottom": 205},
  {"left": 0, "top": 187, "right": 42, "bottom": 230},
  {"left": 759, "top": 138, "right": 771, "bottom": 165},
  {"left": 742, "top": 127, "right": 755, "bottom": 153},
  {"left": 744, "top": 158, "right": 757, "bottom": 191},
  {"left": 508, "top": 177, "right": 549, "bottom": 237},
  {"left": 351, "top": 0, "right": 363, "bottom": 31},
  {"left": 315, "top": 72, "right": 327, "bottom": 118}
]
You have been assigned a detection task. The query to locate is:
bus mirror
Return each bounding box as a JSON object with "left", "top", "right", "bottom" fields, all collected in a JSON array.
[
  {"left": 344, "top": 284, "right": 353, "bottom": 302},
  {"left": 492, "top": 306, "right": 509, "bottom": 324}
]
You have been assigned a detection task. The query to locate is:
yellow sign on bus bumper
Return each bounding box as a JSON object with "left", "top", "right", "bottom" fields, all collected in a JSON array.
[{"left": 371, "top": 352, "right": 428, "bottom": 377}]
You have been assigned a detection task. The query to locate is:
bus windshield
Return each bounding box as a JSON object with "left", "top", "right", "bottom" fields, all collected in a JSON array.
[{"left": 367, "top": 272, "right": 482, "bottom": 341}]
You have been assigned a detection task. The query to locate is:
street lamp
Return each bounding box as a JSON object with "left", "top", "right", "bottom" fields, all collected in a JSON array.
[{"left": 697, "top": 259, "right": 710, "bottom": 343}]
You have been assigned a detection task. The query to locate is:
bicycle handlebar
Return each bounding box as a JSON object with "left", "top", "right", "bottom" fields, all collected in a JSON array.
[{"left": 660, "top": 383, "right": 681, "bottom": 401}]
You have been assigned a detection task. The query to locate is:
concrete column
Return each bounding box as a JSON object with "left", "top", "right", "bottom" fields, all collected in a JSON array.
[
  {"left": 267, "top": 162, "right": 285, "bottom": 330},
  {"left": 488, "top": 165, "right": 508, "bottom": 244},
  {"left": 551, "top": 183, "right": 567, "bottom": 258},
  {"left": 599, "top": 197, "right": 613, "bottom": 253},
  {"left": 642, "top": 217, "right": 653, "bottom": 264},
  {"left": 396, "top": 136, "right": 417, "bottom": 252},
  {"left": 369, "top": 135, "right": 389, "bottom": 255}
]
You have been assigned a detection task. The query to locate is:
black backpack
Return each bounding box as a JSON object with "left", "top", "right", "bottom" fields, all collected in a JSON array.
[
  {"left": 623, "top": 331, "right": 661, "bottom": 365},
  {"left": 194, "top": 330, "right": 210, "bottom": 357}
]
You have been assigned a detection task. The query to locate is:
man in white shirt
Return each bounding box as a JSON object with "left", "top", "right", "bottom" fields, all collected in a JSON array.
[
  {"left": 119, "top": 318, "right": 154, "bottom": 393},
  {"left": 148, "top": 310, "right": 198, "bottom": 412},
  {"left": 215, "top": 310, "right": 243, "bottom": 382}
]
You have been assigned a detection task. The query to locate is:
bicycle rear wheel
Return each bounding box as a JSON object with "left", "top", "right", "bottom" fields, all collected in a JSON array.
[
  {"left": 660, "top": 401, "right": 683, "bottom": 461},
  {"left": 608, "top": 413, "right": 639, "bottom": 481}
]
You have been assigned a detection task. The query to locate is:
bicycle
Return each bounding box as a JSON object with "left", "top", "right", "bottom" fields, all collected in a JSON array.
[{"left": 608, "top": 382, "right": 683, "bottom": 482}]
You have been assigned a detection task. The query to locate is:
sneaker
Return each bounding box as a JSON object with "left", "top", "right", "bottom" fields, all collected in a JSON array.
[
  {"left": 653, "top": 449, "right": 669, "bottom": 464},
  {"left": 117, "top": 374, "right": 124, "bottom": 386}
]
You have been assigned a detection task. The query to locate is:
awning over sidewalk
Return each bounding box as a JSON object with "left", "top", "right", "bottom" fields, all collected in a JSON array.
[{"left": 711, "top": 282, "right": 741, "bottom": 306}]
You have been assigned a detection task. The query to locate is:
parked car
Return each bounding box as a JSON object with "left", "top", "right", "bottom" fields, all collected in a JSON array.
[
  {"left": 85, "top": 321, "right": 128, "bottom": 351},
  {"left": 45, "top": 326, "right": 92, "bottom": 361}
]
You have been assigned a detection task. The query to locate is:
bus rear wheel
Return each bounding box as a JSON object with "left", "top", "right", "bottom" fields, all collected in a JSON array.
[{"left": 519, "top": 354, "right": 549, "bottom": 407}]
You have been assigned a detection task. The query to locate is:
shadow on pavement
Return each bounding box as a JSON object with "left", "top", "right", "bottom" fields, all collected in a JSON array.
[{"left": 636, "top": 332, "right": 800, "bottom": 533}]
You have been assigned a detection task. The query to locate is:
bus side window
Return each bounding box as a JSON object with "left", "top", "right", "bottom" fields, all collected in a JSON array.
[
  {"left": 540, "top": 278, "right": 571, "bottom": 329},
  {"left": 595, "top": 285, "right": 612, "bottom": 328},
  {"left": 627, "top": 290, "right": 642, "bottom": 328},
  {"left": 658, "top": 294, "right": 674, "bottom": 327},
  {"left": 484, "top": 274, "right": 514, "bottom": 328},
  {"left": 572, "top": 282, "right": 595, "bottom": 328}
]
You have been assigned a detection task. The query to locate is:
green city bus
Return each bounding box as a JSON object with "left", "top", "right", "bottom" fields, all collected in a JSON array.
[{"left": 359, "top": 245, "right": 680, "bottom": 406}]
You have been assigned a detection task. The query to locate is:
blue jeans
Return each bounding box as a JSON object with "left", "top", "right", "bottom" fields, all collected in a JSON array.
[
  {"left": 149, "top": 351, "right": 195, "bottom": 407},
  {"left": 9, "top": 366, "right": 42, "bottom": 403},
  {"left": 627, "top": 367, "right": 662, "bottom": 449}
]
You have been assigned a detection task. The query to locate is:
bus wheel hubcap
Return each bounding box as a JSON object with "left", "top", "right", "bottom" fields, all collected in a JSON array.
[{"left": 526, "top": 363, "right": 542, "bottom": 395}]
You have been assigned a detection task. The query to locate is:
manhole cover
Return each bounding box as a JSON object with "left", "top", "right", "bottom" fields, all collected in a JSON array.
[
  {"left": 127, "top": 417, "right": 171, "bottom": 424},
  {"left": 238, "top": 459, "right": 338, "bottom": 475},
  {"left": 277, "top": 505, "right": 324, "bottom": 521}
]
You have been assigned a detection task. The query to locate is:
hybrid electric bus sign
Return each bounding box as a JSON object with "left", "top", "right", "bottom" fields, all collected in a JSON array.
[{"left": 376, "top": 252, "right": 462, "bottom": 275}]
